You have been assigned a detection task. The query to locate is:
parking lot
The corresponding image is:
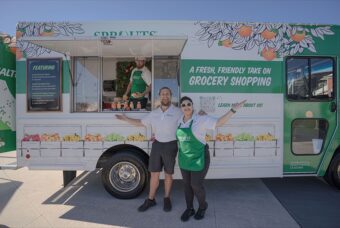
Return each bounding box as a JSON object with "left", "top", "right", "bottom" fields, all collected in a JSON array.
[{"left": 1, "top": 152, "right": 339, "bottom": 228}]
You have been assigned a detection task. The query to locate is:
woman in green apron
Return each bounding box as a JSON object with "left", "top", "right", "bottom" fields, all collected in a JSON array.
[{"left": 176, "top": 96, "right": 246, "bottom": 221}]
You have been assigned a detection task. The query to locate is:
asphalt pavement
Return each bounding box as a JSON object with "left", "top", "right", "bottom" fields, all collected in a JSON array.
[
  {"left": 263, "top": 177, "right": 340, "bottom": 228},
  {"left": 0, "top": 152, "right": 339, "bottom": 228}
]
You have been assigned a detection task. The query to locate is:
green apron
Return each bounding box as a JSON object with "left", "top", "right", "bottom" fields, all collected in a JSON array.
[
  {"left": 176, "top": 120, "right": 205, "bottom": 171},
  {"left": 131, "top": 70, "right": 147, "bottom": 99}
]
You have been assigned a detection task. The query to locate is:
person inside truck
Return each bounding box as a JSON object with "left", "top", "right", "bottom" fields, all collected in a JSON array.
[
  {"left": 123, "top": 56, "right": 151, "bottom": 109},
  {"left": 177, "top": 96, "right": 246, "bottom": 221},
  {"left": 116, "top": 87, "right": 182, "bottom": 212}
]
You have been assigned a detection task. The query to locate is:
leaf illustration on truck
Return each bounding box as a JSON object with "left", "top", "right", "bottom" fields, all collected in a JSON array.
[
  {"left": 195, "top": 22, "right": 334, "bottom": 60},
  {"left": 16, "top": 22, "right": 85, "bottom": 57},
  {"left": 0, "top": 80, "right": 15, "bottom": 131}
]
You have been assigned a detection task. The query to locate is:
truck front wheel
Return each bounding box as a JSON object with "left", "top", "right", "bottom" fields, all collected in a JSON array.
[{"left": 101, "top": 151, "right": 148, "bottom": 199}]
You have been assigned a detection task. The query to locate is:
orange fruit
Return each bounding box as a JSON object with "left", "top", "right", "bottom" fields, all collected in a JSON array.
[
  {"left": 8, "top": 42, "right": 16, "bottom": 55},
  {"left": 238, "top": 26, "right": 252, "bottom": 37},
  {"left": 16, "top": 48, "right": 23, "bottom": 60},
  {"left": 261, "top": 29, "right": 276, "bottom": 40},
  {"left": 261, "top": 48, "right": 276, "bottom": 61},
  {"left": 291, "top": 31, "right": 305, "bottom": 42},
  {"left": 222, "top": 39, "right": 232, "bottom": 47},
  {"left": 16, "top": 30, "right": 23, "bottom": 39},
  {"left": 10, "top": 47, "right": 16, "bottom": 55},
  {"left": 40, "top": 31, "right": 54, "bottom": 36}
]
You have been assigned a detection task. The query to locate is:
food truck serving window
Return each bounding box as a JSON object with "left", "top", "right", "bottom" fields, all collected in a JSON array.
[{"left": 25, "top": 36, "right": 187, "bottom": 113}]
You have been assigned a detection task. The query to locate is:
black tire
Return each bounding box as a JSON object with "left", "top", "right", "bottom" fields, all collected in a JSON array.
[
  {"left": 328, "top": 153, "right": 340, "bottom": 189},
  {"left": 323, "top": 167, "right": 334, "bottom": 187},
  {"left": 329, "top": 153, "right": 340, "bottom": 190},
  {"left": 101, "top": 151, "right": 148, "bottom": 199}
]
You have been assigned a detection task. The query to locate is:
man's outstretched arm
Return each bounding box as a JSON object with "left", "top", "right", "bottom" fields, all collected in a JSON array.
[{"left": 115, "top": 114, "right": 145, "bottom": 127}]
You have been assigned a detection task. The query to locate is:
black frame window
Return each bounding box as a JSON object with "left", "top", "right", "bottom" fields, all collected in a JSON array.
[
  {"left": 291, "top": 119, "right": 328, "bottom": 155},
  {"left": 286, "top": 57, "right": 335, "bottom": 101}
]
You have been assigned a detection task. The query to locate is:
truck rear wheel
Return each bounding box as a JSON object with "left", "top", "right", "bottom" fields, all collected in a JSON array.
[
  {"left": 101, "top": 151, "right": 148, "bottom": 199},
  {"left": 329, "top": 153, "right": 340, "bottom": 189}
]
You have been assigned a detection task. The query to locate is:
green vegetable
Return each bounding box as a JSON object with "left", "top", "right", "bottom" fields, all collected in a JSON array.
[
  {"left": 234, "top": 133, "right": 254, "bottom": 141},
  {"left": 105, "top": 133, "right": 125, "bottom": 141}
]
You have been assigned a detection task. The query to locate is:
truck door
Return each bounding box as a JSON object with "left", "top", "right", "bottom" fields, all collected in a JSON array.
[{"left": 284, "top": 57, "right": 336, "bottom": 174}]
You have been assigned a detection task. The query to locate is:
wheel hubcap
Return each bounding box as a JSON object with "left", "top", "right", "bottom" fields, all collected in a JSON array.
[{"left": 109, "top": 162, "right": 141, "bottom": 192}]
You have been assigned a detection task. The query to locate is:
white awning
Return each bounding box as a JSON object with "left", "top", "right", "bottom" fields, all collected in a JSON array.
[{"left": 20, "top": 36, "right": 187, "bottom": 57}]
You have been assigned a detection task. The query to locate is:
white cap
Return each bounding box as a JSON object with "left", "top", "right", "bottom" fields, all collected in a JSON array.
[{"left": 135, "top": 56, "right": 146, "bottom": 61}]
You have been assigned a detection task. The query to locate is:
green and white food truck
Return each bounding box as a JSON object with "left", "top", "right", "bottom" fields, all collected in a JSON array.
[{"left": 5, "top": 21, "right": 340, "bottom": 198}]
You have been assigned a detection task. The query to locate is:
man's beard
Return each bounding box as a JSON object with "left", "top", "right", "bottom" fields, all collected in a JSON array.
[{"left": 160, "top": 99, "right": 171, "bottom": 107}]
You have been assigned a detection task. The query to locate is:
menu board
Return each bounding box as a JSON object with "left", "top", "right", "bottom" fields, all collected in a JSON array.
[{"left": 27, "top": 58, "right": 62, "bottom": 111}]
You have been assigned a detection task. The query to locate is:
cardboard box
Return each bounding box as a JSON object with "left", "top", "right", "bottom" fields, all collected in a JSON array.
[
  {"left": 215, "top": 141, "right": 233, "bottom": 149},
  {"left": 234, "top": 148, "right": 253, "bottom": 157},
  {"left": 40, "top": 141, "right": 61, "bottom": 149},
  {"left": 255, "top": 148, "right": 276, "bottom": 157},
  {"left": 255, "top": 141, "right": 276, "bottom": 148},
  {"left": 234, "top": 141, "right": 254, "bottom": 149},
  {"left": 85, "top": 149, "right": 103, "bottom": 158},
  {"left": 22, "top": 141, "right": 40, "bottom": 149},
  {"left": 41, "top": 149, "right": 61, "bottom": 157},
  {"left": 62, "top": 141, "right": 84, "bottom": 149},
  {"left": 84, "top": 141, "right": 103, "bottom": 149},
  {"left": 62, "top": 148, "right": 84, "bottom": 157},
  {"left": 215, "top": 148, "right": 233, "bottom": 157}
]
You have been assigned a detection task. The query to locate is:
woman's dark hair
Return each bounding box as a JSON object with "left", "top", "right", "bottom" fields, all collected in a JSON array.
[
  {"left": 180, "top": 96, "right": 193, "bottom": 104},
  {"left": 158, "top": 86, "right": 172, "bottom": 96}
]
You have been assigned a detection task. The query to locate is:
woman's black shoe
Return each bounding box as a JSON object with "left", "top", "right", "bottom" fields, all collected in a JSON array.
[
  {"left": 194, "top": 203, "right": 208, "bottom": 220},
  {"left": 180, "top": 208, "right": 195, "bottom": 222},
  {"left": 163, "top": 197, "right": 172, "bottom": 212}
]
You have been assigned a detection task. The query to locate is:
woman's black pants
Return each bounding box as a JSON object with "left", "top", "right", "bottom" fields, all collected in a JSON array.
[{"left": 180, "top": 145, "right": 210, "bottom": 209}]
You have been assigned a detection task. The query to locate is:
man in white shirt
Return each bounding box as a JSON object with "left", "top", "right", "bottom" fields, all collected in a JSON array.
[
  {"left": 116, "top": 87, "right": 182, "bottom": 212},
  {"left": 123, "top": 57, "right": 151, "bottom": 109}
]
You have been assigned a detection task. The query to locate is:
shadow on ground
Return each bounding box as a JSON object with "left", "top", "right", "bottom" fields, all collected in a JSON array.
[
  {"left": 263, "top": 177, "right": 340, "bottom": 228},
  {"left": 0, "top": 178, "right": 22, "bottom": 214},
  {"left": 43, "top": 170, "right": 298, "bottom": 228}
]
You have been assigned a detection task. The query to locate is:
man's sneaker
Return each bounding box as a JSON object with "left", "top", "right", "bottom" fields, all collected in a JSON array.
[
  {"left": 163, "top": 197, "right": 172, "bottom": 212},
  {"left": 138, "top": 199, "right": 156, "bottom": 212},
  {"left": 194, "top": 202, "right": 208, "bottom": 220},
  {"left": 180, "top": 208, "right": 195, "bottom": 222}
]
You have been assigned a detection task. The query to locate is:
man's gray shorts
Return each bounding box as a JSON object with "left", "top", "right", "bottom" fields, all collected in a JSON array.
[{"left": 149, "top": 140, "right": 178, "bottom": 174}]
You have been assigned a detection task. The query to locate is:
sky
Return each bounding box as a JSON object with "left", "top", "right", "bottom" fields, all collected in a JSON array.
[{"left": 1, "top": 0, "right": 340, "bottom": 35}]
